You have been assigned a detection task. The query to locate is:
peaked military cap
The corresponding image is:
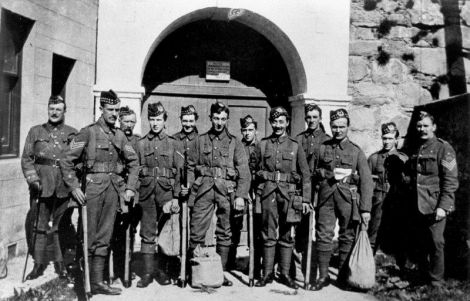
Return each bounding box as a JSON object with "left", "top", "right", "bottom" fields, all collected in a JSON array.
[
  {"left": 330, "top": 108, "right": 349, "bottom": 122},
  {"left": 381, "top": 122, "right": 398, "bottom": 136},
  {"left": 180, "top": 105, "right": 198, "bottom": 117},
  {"left": 100, "top": 89, "right": 120, "bottom": 106},
  {"left": 240, "top": 115, "right": 257, "bottom": 128},
  {"left": 48, "top": 95, "right": 65, "bottom": 105},
  {"left": 148, "top": 102, "right": 166, "bottom": 117},
  {"left": 269, "top": 106, "right": 289, "bottom": 121}
]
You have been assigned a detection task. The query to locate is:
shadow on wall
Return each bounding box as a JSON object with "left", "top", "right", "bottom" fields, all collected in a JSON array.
[{"left": 403, "top": 94, "right": 470, "bottom": 280}]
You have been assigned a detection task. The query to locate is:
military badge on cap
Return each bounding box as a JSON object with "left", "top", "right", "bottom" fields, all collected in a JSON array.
[
  {"left": 240, "top": 115, "right": 257, "bottom": 128},
  {"left": 381, "top": 122, "right": 398, "bottom": 135},
  {"left": 119, "top": 106, "right": 134, "bottom": 118},
  {"left": 148, "top": 102, "right": 166, "bottom": 117},
  {"left": 48, "top": 95, "right": 65, "bottom": 105},
  {"left": 180, "top": 105, "right": 198, "bottom": 118},
  {"left": 100, "top": 89, "right": 120, "bottom": 106},
  {"left": 269, "top": 106, "right": 289, "bottom": 121},
  {"left": 330, "top": 109, "right": 349, "bottom": 122}
]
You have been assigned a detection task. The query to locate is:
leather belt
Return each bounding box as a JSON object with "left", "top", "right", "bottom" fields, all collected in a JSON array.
[
  {"left": 35, "top": 157, "right": 61, "bottom": 167},
  {"left": 141, "top": 166, "right": 175, "bottom": 178}
]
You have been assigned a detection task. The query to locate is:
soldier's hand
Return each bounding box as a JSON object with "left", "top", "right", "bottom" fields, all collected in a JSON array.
[
  {"left": 71, "top": 188, "right": 86, "bottom": 205},
  {"left": 361, "top": 212, "right": 371, "bottom": 225},
  {"left": 234, "top": 197, "right": 245, "bottom": 211},
  {"left": 170, "top": 199, "right": 180, "bottom": 213},
  {"left": 435, "top": 208, "right": 447, "bottom": 221},
  {"left": 125, "top": 189, "right": 135, "bottom": 202},
  {"left": 162, "top": 200, "right": 172, "bottom": 214},
  {"left": 302, "top": 203, "right": 313, "bottom": 214},
  {"left": 180, "top": 185, "right": 189, "bottom": 197},
  {"left": 29, "top": 181, "right": 42, "bottom": 195}
]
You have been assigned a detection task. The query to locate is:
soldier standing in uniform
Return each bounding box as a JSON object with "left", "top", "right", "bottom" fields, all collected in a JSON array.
[
  {"left": 136, "top": 102, "right": 181, "bottom": 288},
  {"left": 313, "top": 109, "right": 373, "bottom": 291},
  {"left": 227, "top": 115, "right": 260, "bottom": 271},
  {"left": 188, "top": 102, "right": 250, "bottom": 287},
  {"left": 293, "top": 104, "right": 330, "bottom": 283},
  {"left": 367, "top": 122, "right": 408, "bottom": 256},
  {"left": 110, "top": 106, "right": 140, "bottom": 283},
  {"left": 254, "top": 107, "right": 311, "bottom": 289},
  {"left": 61, "top": 90, "right": 139, "bottom": 295},
  {"left": 405, "top": 111, "right": 458, "bottom": 287},
  {"left": 21, "top": 95, "right": 77, "bottom": 280}
]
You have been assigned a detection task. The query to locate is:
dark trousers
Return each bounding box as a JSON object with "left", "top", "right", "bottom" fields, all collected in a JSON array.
[
  {"left": 261, "top": 191, "right": 294, "bottom": 248},
  {"left": 368, "top": 195, "right": 384, "bottom": 251},
  {"left": 87, "top": 185, "right": 118, "bottom": 257},
  {"left": 410, "top": 212, "right": 446, "bottom": 282},
  {"left": 190, "top": 189, "right": 232, "bottom": 248},
  {"left": 139, "top": 193, "right": 163, "bottom": 254},
  {"left": 33, "top": 196, "right": 69, "bottom": 264}
]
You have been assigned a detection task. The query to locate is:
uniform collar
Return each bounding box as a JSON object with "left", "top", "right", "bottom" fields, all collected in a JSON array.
[
  {"left": 303, "top": 127, "right": 323, "bottom": 138},
  {"left": 420, "top": 136, "right": 437, "bottom": 149},
  {"left": 270, "top": 133, "right": 288, "bottom": 144},
  {"left": 179, "top": 129, "right": 197, "bottom": 140},
  {"left": 148, "top": 130, "right": 166, "bottom": 140},
  {"left": 379, "top": 147, "right": 398, "bottom": 157},
  {"left": 242, "top": 137, "right": 257, "bottom": 147},
  {"left": 209, "top": 128, "right": 228, "bottom": 140},
  {"left": 332, "top": 137, "right": 348, "bottom": 150},
  {"left": 45, "top": 121, "right": 64, "bottom": 131},
  {"left": 98, "top": 116, "right": 116, "bottom": 134}
]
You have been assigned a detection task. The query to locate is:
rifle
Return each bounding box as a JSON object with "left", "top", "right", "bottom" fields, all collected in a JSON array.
[
  {"left": 78, "top": 158, "right": 91, "bottom": 299},
  {"left": 123, "top": 196, "right": 134, "bottom": 288},
  {"left": 248, "top": 191, "right": 255, "bottom": 287},
  {"left": 304, "top": 195, "right": 315, "bottom": 290},
  {"left": 22, "top": 194, "right": 40, "bottom": 283},
  {"left": 178, "top": 151, "right": 189, "bottom": 288}
]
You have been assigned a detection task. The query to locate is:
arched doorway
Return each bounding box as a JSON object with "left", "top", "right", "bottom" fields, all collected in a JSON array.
[{"left": 140, "top": 7, "right": 306, "bottom": 138}]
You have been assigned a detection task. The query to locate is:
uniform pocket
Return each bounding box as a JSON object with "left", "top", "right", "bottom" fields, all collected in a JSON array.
[
  {"left": 282, "top": 152, "right": 294, "bottom": 161},
  {"left": 420, "top": 154, "right": 438, "bottom": 175},
  {"left": 341, "top": 155, "right": 353, "bottom": 167}
]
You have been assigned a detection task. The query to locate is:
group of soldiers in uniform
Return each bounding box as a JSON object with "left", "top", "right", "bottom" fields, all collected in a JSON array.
[{"left": 21, "top": 90, "right": 459, "bottom": 295}]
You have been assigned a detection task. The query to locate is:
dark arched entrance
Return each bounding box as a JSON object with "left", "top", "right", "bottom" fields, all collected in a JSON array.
[{"left": 141, "top": 18, "right": 294, "bottom": 138}]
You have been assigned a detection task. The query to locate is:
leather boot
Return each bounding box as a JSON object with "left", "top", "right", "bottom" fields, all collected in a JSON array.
[
  {"left": 278, "top": 246, "right": 298, "bottom": 289},
  {"left": 54, "top": 261, "right": 68, "bottom": 279},
  {"left": 216, "top": 245, "right": 233, "bottom": 286},
  {"left": 255, "top": 246, "right": 275, "bottom": 287},
  {"left": 155, "top": 253, "right": 171, "bottom": 285},
  {"left": 314, "top": 250, "right": 331, "bottom": 291},
  {"left": 25, "top": 263, "right": 47, "bottom": 280},
  {"left": 91, "top": 256, "right": 122, "bottom": 295},
  {"left": 336, "top": 250, "right": 350, "bottom": 286},
  {"left": 137, "top": 253, "right": 154, "bottom": 288}
]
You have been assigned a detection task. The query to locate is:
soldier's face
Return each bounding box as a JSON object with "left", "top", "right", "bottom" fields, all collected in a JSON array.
[
  {"left": 181, "top": 114, "right": 196, "bottom": 133},
  {"left": 101, "top": 104, "right": 120, "bottom": 125},
  {"left": 331, "top": 118, "right": 349, "bottom": 140},
  {"left": 270, "top": 116, "right": 289, "bottom": 137},
  {"left": 211, "top": 112, "right": 228, "bottom": 133},
  {"left": 48, "top": 103, "right": 65, "bottom": 124},
  {"left": 241, "top": 124, "right": 256, "bottom": 142},
  {"left": 305, "top": 109, "right": 321, "bottom": 131},
  {"left": 416, "top": 117, "right": 436, "bottom": 140},
  {"left": 382, "top": 133, "right": 397, "bottom": 151},
  {"left": 149, "top": 115, "right": 165, "bottom": 134},
  {"left": 120, "top": 114, "right": 136, "bottom": 136}
]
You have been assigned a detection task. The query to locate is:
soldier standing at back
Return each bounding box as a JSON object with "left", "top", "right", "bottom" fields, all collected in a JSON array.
[
  {"left": 110, "top": 106, "right": 140, "bottom": 283},
  {"left": 21, "top": 95, "right": 77, "bottom": 280},
  {"left": 254, "top": 107, "right": 311, "bottom": 289},
  {"left": 293, "top": 103, "right": 330, "bottom": 283},
  {"left": 188, "top": 102, "right": 250, "bottom": 287},
  {"left": 367, "top": 122, "right": 408, "bottom": 257},
  {"left": 136, "top": 102, "right": 181, "bottom": 288},
  {"left": 405, "top": 111, "right": 458, "bottom": 287},
  {"left": 60, "top": 90, "right": 139, "bottom": 295},
  {"left": 313, "top": 109, "right": 373, "bottom": 291}
]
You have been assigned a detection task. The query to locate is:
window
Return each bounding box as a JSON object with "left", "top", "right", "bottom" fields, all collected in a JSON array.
[
  {"left": 0, "top": 9, "right": 33, "bottom": 158},
  {"left": 51, "top": 53, "right": 75, "bottom": 99}
]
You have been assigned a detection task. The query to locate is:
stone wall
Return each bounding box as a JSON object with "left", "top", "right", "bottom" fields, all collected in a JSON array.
[
  {"left": 348, "top": 0, "right": 470, "bottom": 155},
  {"left": 0, "top": 0, "right": 98, "bottom": 257}
]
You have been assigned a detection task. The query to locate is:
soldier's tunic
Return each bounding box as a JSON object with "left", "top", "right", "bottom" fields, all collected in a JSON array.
[
  {"left": 189, "top": 129, "right": 250, "bottom": 250},
  {"left": 21, "top": 122, "right": 77, "bottom": 263},
  {"left": 314, "top": 138, "right": 373, "bottom": 267},
  {"left": 406, "top": 137, "right": 458, "bottom": 282},
  {"left": 367, "top": 148, "right": 408, "bottom": 251},
  {"left": 256, "top": 134, "right": 311, "bottom": 247},
  {"left": 60, "top": 117, "right": 139, "bottom": 256},
  {"left": 137, "top": 131, "right": 180, "bottom": 254}
]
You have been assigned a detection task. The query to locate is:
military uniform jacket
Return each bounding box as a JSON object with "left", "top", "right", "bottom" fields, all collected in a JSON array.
[
  {"left": 406, "top": 137, "right": 458, "bottom": 215},
  {"left": 21, "top": 122, "right": 77, "bottom": 198},
  {"left": 296, "top": 127, "right": 331, "bottom": 174},
  {"left": 60, "top": 117, "right": 139, "bottom": 199},
  {"left": 137, "top": 131, "right": 180, "bottom": 205},
  {"left": 190, "top": 128, "right": 250, "bottom": 202},
  {"left": 315, "top": 138, "right": 373, "bottom": 214},
  {"left": 173, "top": 130, "right": 200, "bottom": 189},
  {"left": 242, "top": 138, "right": 260, "bottom": 176},
  {"left": 255, "top": 134, "right": 311, "bottom": 203},
  {"left": 368, "top": 148, "right": 408, "bottom": 202}
]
